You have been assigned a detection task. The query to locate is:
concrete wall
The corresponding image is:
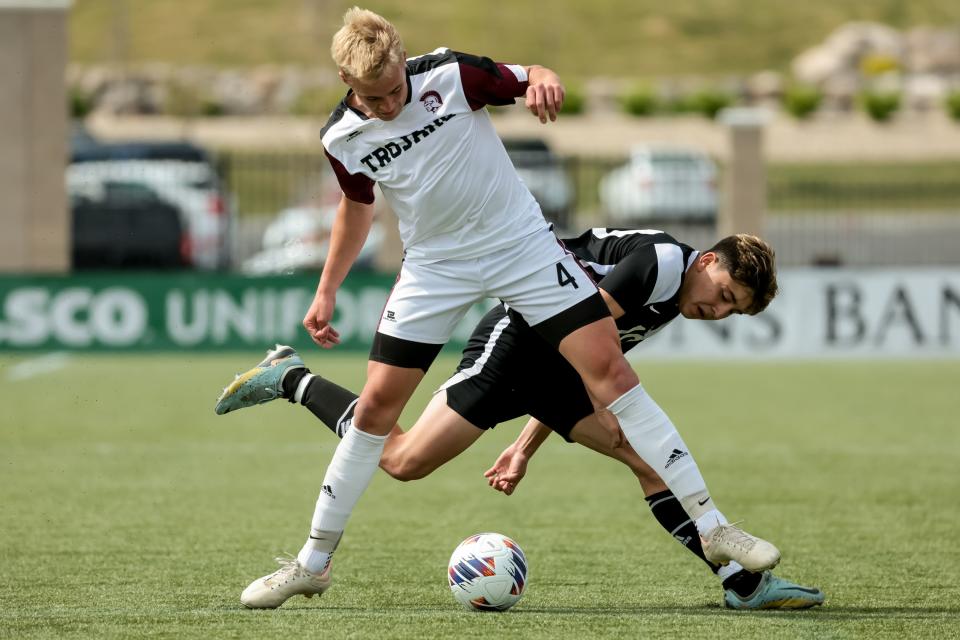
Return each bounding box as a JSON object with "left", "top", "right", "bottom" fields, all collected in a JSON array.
[{"left": 0, "top": 1, "right": 70, "bottom": 272}]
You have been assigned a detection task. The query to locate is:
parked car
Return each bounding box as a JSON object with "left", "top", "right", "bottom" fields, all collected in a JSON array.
[
  {"left": 72, "top": 181, "right": 186, "bottom": 269},
  {"left": 69, "top": 122, "right": 100, "bottom": 157},
  {"left": 242, "top": 205, "right": 384, "bottom": 275},
  {"left": 68, "top": 141, "right": 231, "bottom": 270},
  {"left": 502, "top": 137, "right": 574, "bottom": 230},
  {"left": 599, "top": 145, "right": 718, "bottom": 222}
]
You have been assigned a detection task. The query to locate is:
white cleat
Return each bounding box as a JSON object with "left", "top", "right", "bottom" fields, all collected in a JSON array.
[
  {"left": 701, "top": 522, "right": 781, "bottom": 572},
  {"left": 240, "top": 556, "right": 332, "bottom": 609}
]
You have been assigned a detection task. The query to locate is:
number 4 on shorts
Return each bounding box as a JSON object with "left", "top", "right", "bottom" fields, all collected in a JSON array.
[{"left": 556, "top": 263, "right": 579, "bottom": 289}]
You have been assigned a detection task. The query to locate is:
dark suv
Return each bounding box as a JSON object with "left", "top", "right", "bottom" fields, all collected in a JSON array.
[
  {"left": 72, "top": 181, "right": 186, "bottom": 269},
  {"left": 69, "top": 141, "right": 231, "bottom": 269}
]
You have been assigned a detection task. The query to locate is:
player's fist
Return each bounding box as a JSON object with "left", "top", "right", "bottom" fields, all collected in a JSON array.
[{"left": 303, "top": 291, "right": 341, "bottom": 348}]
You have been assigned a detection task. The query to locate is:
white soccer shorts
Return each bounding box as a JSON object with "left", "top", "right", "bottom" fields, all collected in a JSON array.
[{"left": 377, "top": 227, "right": 599, "bottom": 345}]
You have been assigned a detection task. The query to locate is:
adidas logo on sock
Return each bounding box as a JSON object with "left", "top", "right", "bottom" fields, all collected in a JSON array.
[
  {"left": 664, "top": 448, "right": 689, "bottom": 469},
  {"left": 321, "top": 484, "right": 336, "bottom": 499}
]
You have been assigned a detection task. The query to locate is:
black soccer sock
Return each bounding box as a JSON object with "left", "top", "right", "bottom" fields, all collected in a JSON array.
[
  {"left": 281, "top": 368, "right": 358, "bottom": 438},
  {"left": 721, "top": 568, "right": 764, "bottom": 597},
  {"left": 644, "top": 489, "right": 718, "bottom": 573},
  {"left": 644, "top": 489, "right": 764, "bottom": 597}
]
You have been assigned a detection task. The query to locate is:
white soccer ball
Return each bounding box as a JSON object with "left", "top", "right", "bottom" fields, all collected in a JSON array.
[{"left": 447, "top": 532, "right": 528, "bottom": 611}]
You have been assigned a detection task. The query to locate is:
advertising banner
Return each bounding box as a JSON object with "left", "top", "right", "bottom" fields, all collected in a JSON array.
[
  {"left": 0, "top": 268, "right": 958, "bottom": 357},
  {"left": 0, "top": 272, "right": 492, "bottom": 352},
  {"left": 638, "top": 268, "right": 960, "bottom": 359}
]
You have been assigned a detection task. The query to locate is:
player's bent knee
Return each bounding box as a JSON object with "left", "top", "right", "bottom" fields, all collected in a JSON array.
[
  {"left": 581, "top": 353, "right": 640, "bottom": 399},
  {"left": 604, "top": 357, "right": 641, "bottom": 395},
  {"left": 355, "top": 396, "right": 406, "bottom": 436},
  {"left": 562, "top": 332, "right": 639, "bottom": 398}
]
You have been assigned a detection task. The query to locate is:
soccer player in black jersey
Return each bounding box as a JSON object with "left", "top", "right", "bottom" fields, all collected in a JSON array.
[{"left": 216, "top": 229, "right": 824, "bottom": 610}]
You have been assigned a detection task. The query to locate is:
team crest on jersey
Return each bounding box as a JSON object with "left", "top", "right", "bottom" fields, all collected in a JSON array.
[{"left": 420, "top": 90, "right": 443, "bottom": 113}]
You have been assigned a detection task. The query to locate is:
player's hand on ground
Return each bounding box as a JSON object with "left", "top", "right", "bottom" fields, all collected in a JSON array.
[
  {"left": 525, "top": 70, "right": 564, "bottom": 123},
  {"left": 484, "top": 445, "right": 529, "bottom": 496},
  {"left": 303, "top": 291, "right": 341, "bottom": 349}
]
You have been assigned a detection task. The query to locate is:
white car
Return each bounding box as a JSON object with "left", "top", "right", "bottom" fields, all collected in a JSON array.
[
  {"left": 242, "top": 206, "right": 384, "bottom": 275},
  {"left": 600, "top": 145, "right": 718, "bottom": 222},
  {"left": 67, "top": 142, "right": 231, "bottom": 270}
]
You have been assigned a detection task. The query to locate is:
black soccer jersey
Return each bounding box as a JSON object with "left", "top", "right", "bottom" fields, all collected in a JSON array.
[
  {"left": 447, "top": 228, "right": 699, "bottom": 438},
  {"left": 562, "top": 228, "right": 698, "bottom": 352}
]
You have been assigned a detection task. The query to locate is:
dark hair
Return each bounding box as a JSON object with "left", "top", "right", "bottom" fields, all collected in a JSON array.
[{"left": 706, "top": 234, "right": 778, "bottom": 314}]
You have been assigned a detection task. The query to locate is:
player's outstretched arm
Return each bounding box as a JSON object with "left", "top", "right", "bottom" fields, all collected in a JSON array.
[
  {"left": 303, "top": 195, "right": 375, "bottom": 348},
  {"left": 484, "top": 418, "right": 553, "bottom": 495},
  {"left": 524, "top": 65, "right": 564, "bottom": 124}
]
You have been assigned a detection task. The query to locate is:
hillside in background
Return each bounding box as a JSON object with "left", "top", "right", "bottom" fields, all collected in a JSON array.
[{"left": 70, "top": 0, "right": 960, "bottom": 80}]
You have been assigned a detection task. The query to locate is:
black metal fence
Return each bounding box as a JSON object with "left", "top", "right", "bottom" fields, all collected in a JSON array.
[{"left": 215, "top": 151, "right": 960, "bottom": 268}]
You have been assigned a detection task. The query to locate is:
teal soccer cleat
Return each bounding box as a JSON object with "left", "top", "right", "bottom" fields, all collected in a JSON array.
[
  {"left": 215, "top": 345, "right": 305, "bottom": 415},
  {"left": 724, "top": 571, "right": 825, "bottom": 610}
]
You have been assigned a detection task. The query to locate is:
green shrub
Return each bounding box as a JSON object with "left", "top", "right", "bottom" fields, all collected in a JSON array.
[
  {"left": 620, "top": 85, "right": 657, "bottom": 117},
  {"left": 69, "top": 87, "right": 94, "bottom": 119},
  {"left": 783, "top": 84, "right": 823, "bottom": 120},
  {"left": 200, "top": 99, "right": 226, "bottom": 117},
  {"left": 861, "top": 91, "right": 901, "bottom": 122},
  {"left": 946, "top": 91, "right": 960, "bottom": 122},
  {"left": 559, "top": 86, "right": 585, "bottom": 115},
  {"left": 690, "top": 88, "right": 733, "bottom": 119},
  {"left": 662, "top": 92, "right": 697, "bottom": 114}
]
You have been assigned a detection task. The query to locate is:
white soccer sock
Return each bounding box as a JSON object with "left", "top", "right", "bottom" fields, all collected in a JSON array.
[
  {"left": 608, "top": 384, "right": 713, "bottom": 519},
  {"left": 694, "top": 508, "right": 729, "bottom": 535},
  {"left": 297, "top": 425, "right": 386, "bottom": 573}
]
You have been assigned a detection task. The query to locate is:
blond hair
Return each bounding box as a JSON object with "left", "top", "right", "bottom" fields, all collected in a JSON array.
[
  {"left": 331, "top": 7, "right": 405, "bottom": 81},
  {"left": 706, "top": 234, "right": 778, "bottom": 314}
]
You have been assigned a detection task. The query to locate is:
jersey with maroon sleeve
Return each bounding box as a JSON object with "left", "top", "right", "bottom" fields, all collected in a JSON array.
[{"left": 321, "top": 48, "right": 550, "bottom": 263}]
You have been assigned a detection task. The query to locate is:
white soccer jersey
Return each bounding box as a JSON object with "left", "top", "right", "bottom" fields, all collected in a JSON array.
[{"left": 320, "top": 48, "right": 549, "bottom": 263}]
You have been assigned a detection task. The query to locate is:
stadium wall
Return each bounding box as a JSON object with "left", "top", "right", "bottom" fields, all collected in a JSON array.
[{"left": 0, "top": 269, "right": 958, "bottom": 357}]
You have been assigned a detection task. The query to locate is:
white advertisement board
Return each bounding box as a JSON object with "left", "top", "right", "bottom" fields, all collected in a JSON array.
[{"left": 635, "top": 268, "right": 960, "bottom": 359}]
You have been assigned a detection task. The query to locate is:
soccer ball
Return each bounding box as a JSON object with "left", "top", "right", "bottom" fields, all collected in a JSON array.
[{"left": 447, "top": 532, "right": 528, "bottom": 611}]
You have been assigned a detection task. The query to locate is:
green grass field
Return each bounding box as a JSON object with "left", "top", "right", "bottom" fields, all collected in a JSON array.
[
  {"left": 1, "top": 353, "right": 958, "bottom": 638},
  {"left": 70, "top": 0, "right": 960, "bottom": 80}
]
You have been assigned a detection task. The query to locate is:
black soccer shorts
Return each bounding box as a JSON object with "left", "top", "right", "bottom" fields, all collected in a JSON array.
[{"left": 439, "top": 305, "right": 595, "bottom": 442}]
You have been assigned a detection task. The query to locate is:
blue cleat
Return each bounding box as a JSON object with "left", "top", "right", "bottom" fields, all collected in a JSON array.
[
  {"left": 215, "top": 345, "right": 305, "bottom": 415},
  {"left": 724, "top": 571, "right": 825, "bottom": 610}
]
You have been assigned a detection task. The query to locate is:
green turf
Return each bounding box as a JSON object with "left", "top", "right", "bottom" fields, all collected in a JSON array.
[{"left": 1, "top": 353, "right": 958, "bottom": 638}]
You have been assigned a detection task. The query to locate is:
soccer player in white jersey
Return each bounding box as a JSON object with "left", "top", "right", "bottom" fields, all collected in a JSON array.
[
  {"left": 218, "top": 230, "right": 823, "bottom": 609},
  {"left": 223, "top": 7, "right": 782, "bottom": 608}
]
